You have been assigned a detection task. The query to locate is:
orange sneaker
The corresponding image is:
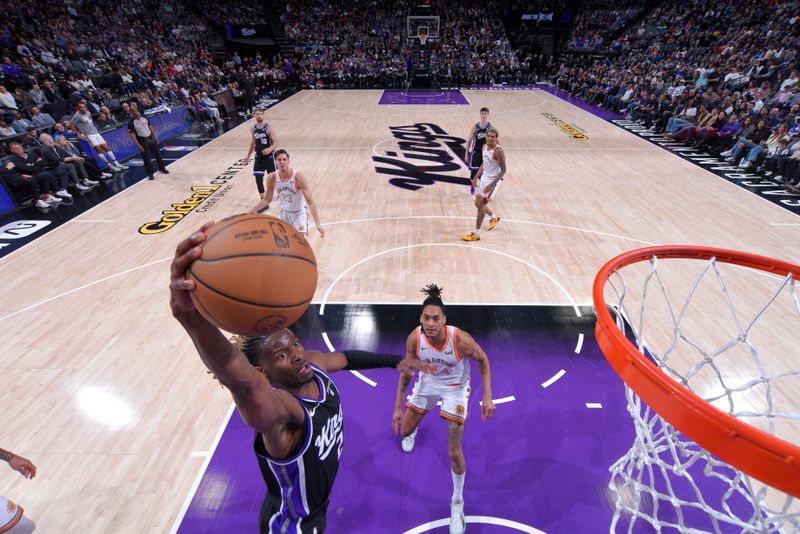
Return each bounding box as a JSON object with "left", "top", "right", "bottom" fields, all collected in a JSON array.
[
  {"left": 488, "top": 217, "right": 500, "bottom": 230},
  {"left": 462, "top": 232, "right": 480, "bottom": 241}
]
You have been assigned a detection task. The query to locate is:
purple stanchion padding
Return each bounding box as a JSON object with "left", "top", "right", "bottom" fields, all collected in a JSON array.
[{"left": 378, "top": 90, "right": 470, "bottom": 105}]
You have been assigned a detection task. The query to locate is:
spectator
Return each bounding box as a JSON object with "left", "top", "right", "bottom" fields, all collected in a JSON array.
[
  {"left": 30, "top": 106, "right": 56, "bottom": 129},
  {"left": 4, "top": 141, "right": 67, "bottom": 207},
  {"left": 39, "top": 133, "right": 98, "bottom": 191},
  {"left": 0, "top": 84, "right": 18, "bottom": 111},
  {"left": 54, "top": 134, "right": 112, "bottom": 181},
  {"left": 0, "top": 118, "right": 16, "bottom": 138}
]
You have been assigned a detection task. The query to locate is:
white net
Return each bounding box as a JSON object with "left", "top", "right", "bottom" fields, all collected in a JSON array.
[{"left": 602, "top": 253, "right": 800, "bottom": 533}]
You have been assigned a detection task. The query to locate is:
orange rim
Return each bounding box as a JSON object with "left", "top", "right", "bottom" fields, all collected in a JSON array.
[{"left": 592, "top": 245, "right": 800, "bottom": 498}]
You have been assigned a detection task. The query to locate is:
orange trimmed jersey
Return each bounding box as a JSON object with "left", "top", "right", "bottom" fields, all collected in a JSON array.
[{"left": 416, "top": 325, "right": 470, "bottom": 387}]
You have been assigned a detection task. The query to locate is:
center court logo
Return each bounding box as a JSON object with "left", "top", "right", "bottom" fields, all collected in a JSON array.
[{"left": 372, "top": 123, "right": 471, "bottom": 191}]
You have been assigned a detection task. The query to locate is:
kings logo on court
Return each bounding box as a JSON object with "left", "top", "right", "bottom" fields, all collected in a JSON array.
[{"left": 373, "top": 123, "right": 471, "bottom": 191}]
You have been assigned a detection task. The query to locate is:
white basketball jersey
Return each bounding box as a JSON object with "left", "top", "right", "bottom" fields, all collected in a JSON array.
[
  {"left": 275, "top": 170, "right": 306, "bottom": 212},
  {"left": 481, "top": 144, "right": 502, "bottom": 180},
  {"left": 417, "top": 325, "right": 470, "bottom": 386}
]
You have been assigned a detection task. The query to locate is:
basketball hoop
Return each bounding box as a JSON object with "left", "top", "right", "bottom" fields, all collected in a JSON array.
[
  {"left": 593, "top": 246, "right": 800, "bottom": 532},
  {"left": 418, "top": 30, "right": 428, "bottom": 46}
]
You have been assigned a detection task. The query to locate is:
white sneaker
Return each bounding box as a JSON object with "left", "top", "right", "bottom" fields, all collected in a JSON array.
[
  {"left": 720, "top": 150, "right": 732, "bottom": 157},
  {"left": 401, "top": 428, "right": 418, "bottom": 453},
  {"left": 117, "top": 163, "right": 130, "bottom": 170},
  {"left": 80, "top": 180, "right": 96, "bottom": 188},
  {"left": 724, "top": 157, "right": 735, "bottom": 163},
  {"left": 55, "top": 189, "right": 73, "bottom": 199},
  {"left": 101, "top": 172, "right": 113, "bottom": 178},
  {"left": 35, "top": 198, "right": 50, "bottom": 208},
  {"left": 84, "top": 178, "right": 100, "bottom": 185},
  {"left": 45, "top": 194, "right": 62, "bottom": 203},
  {"left": 450, "top": 500, "right": 466, "bottom": 534},
  {"left": 75, "top": 182, "right": 91, "bottom": 191}
]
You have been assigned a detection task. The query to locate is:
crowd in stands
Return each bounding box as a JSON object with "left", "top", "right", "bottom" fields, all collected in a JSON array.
[
  {"left": 565, "top": 0, "right": 643, "bottom": 51},
  {"left": 554, "top": 0, "right": 800, "bottom": 192}
]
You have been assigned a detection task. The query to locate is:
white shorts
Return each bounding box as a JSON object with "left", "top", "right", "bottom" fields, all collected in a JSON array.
[
  {"left": 406, "top": 378, "right": 470, "bottom": 424},
  {"left": 86, "top": 133, "right": 106, "bottom": 147},
  {"left": 280, "top": 208, "right": 308, "bottom": 235},
  {"left": 477, "top": 176, "right": 502, "bottom": 200},
  {"left": 0, "top": 494, "right": 23, "bottom": 532}
]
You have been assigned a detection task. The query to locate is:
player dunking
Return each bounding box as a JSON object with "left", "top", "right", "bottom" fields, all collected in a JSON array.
[
  {"left": 464, "top": 107, "right": 492, "bottom": 191},
  {"left": 392, "top": 284, "right": 495, "bottom": 534},
  {"left": 243, "top": 108, "right": 280, "bottom": 200},
  {"left": 463, "top": 128, "right": 504, "bottom": 242},
  {"left": 170, "top": 226, "right": 434, "bottom": 533},
  {"left": 252, "top": 149, "right": 325, "bottom": 237}
]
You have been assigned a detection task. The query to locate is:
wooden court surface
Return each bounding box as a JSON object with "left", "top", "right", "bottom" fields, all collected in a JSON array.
[{"left": 1, "top": 90, "right": 798, "bottom": 532}]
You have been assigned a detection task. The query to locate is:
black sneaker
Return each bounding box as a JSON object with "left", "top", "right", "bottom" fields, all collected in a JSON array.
[
  {"left": 160, "top": 169, "right": 170, "bottom": 174},
  {"left": 148, "top": 175, "right": 155, "bottom": 180}
]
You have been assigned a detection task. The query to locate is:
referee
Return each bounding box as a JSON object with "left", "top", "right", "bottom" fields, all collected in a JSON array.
[{"left": 127, "top": 108, "right": 169, "bottom": 181}]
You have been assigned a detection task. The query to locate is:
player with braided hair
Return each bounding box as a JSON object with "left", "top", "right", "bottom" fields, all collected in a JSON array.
[
  {"left": 169, "top": 226, "right": 434, "bottom": 533},
  {"left": 392, "top": 284, "right": 495, "bottom": 534}
]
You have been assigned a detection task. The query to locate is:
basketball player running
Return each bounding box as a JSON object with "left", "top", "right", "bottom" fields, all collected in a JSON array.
[
  {"left": 464, "top": 107, "right": 492, "bottom": 193},
  {"left": 252, "top": 149, "right": 325, "bottom": 237},
  {"left": 392, "top": 284, "right": 495, "bottom": 534},
  {"left": 242, "top": 108, "right": 280, "bottom": 201},
  {"left": 1, "top": 447, "right": 36, "bottom": 533},
  {"left": 169, "top": 225, "right": 434, "bottom": 533},
  {"left": 463, "top": 128, "right": 504, "bottom": 242}
]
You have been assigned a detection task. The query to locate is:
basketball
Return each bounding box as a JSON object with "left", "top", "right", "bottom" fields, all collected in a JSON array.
[{"left": 186, "top": 213, "right": 318, "bottom": 335}]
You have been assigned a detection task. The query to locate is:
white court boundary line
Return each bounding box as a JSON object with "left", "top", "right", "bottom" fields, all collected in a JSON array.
[
  {"left": 574, "top": 333, "right": 585, "bottom": 354},
  {"left": 541, "top": 369, "right": 566, "bottom": 388},
  {"left": 403, "top": 515, "right": 546, "bottom": 534},
  {"left": 0, "top": 111, "right": 256, "bottom": 265},
  {"left": 318, "top": 242, "right": 582, "bottom": 318},
  {"left": 0, "top": 214, "right": 648, "bottom": 321},
  {"left": 299, "top": 88, "right": 548, "bottom": 117},
  {"left": 169, "top": 402, "right": 236, "bottom": 534},
  {"left": 0, "top": 255, "right": 172, "bottom": 322}
]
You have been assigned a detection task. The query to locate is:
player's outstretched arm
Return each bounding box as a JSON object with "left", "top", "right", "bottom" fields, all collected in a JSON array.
[
  {"left": 393, "top": 332, "right": 419, "bottom": 433},
  {"left": 465, "top": 125, "right": 477, "bottom": 160},
  {"left": 472, "top": 163, "right": 484, "bottom": 186},
  {"left": 304, "top": 344, "right": 434, "bottom": 376},
  {"left": 297, "top": 172, "right": 324, "bottom": 237},
  {"left": 169, "top": 225, "right": 301, "bottom": 433},
  {"left": 457, "top": 330, "right": 495, "bottom": 421},
  {"left": 243, "top": 132, "right": 255, "bottom": 164},
  {"left": 263, "top": 126, "right": 279, "bottom": 156},
  {"left": 1, "top": 448, "right": 37, "bottom": 479}
]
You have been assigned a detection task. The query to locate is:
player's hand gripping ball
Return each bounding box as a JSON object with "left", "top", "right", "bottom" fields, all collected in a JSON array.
[{"left": 187, "top": 214, "right": 318, "bottom": 335}]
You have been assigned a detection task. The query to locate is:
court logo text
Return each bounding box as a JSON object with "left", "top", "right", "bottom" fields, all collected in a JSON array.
[{"left": 373, "top": 123, "right": 471, "bottom": 191}]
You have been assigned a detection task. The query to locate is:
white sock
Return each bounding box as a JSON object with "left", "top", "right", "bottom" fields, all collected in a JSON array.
[
  {"left": 97, "top": 153, "right": 109, "bottom": 164},
  {"left": 474, "top": 229, "right": 480, "bottom": 234},
  {"left": 107, "top": 151, "right": 118, "bottom": 163},
  {"left": 452, "top": 469, "right": 465, "bottom": 502}
]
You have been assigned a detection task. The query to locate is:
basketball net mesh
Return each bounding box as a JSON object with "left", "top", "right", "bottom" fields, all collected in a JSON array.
[{"left": 604, "top": 255, "right": 800, "bottom": 533}]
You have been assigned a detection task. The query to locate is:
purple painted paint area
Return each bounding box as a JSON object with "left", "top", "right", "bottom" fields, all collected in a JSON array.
[
  {"left": 177, "top": 304, "right": 760, "bottom": 533},
  {"left": 177, "top": 305, "right": 633, "bottom": 533},
  {"left": 379, "top": 90, "right": 469, "bottom": 105}
]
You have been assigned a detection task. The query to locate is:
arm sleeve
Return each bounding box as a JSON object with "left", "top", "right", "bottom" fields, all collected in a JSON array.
[{"left": 342, "top": 350, "right": 402, "bottom": 370}]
